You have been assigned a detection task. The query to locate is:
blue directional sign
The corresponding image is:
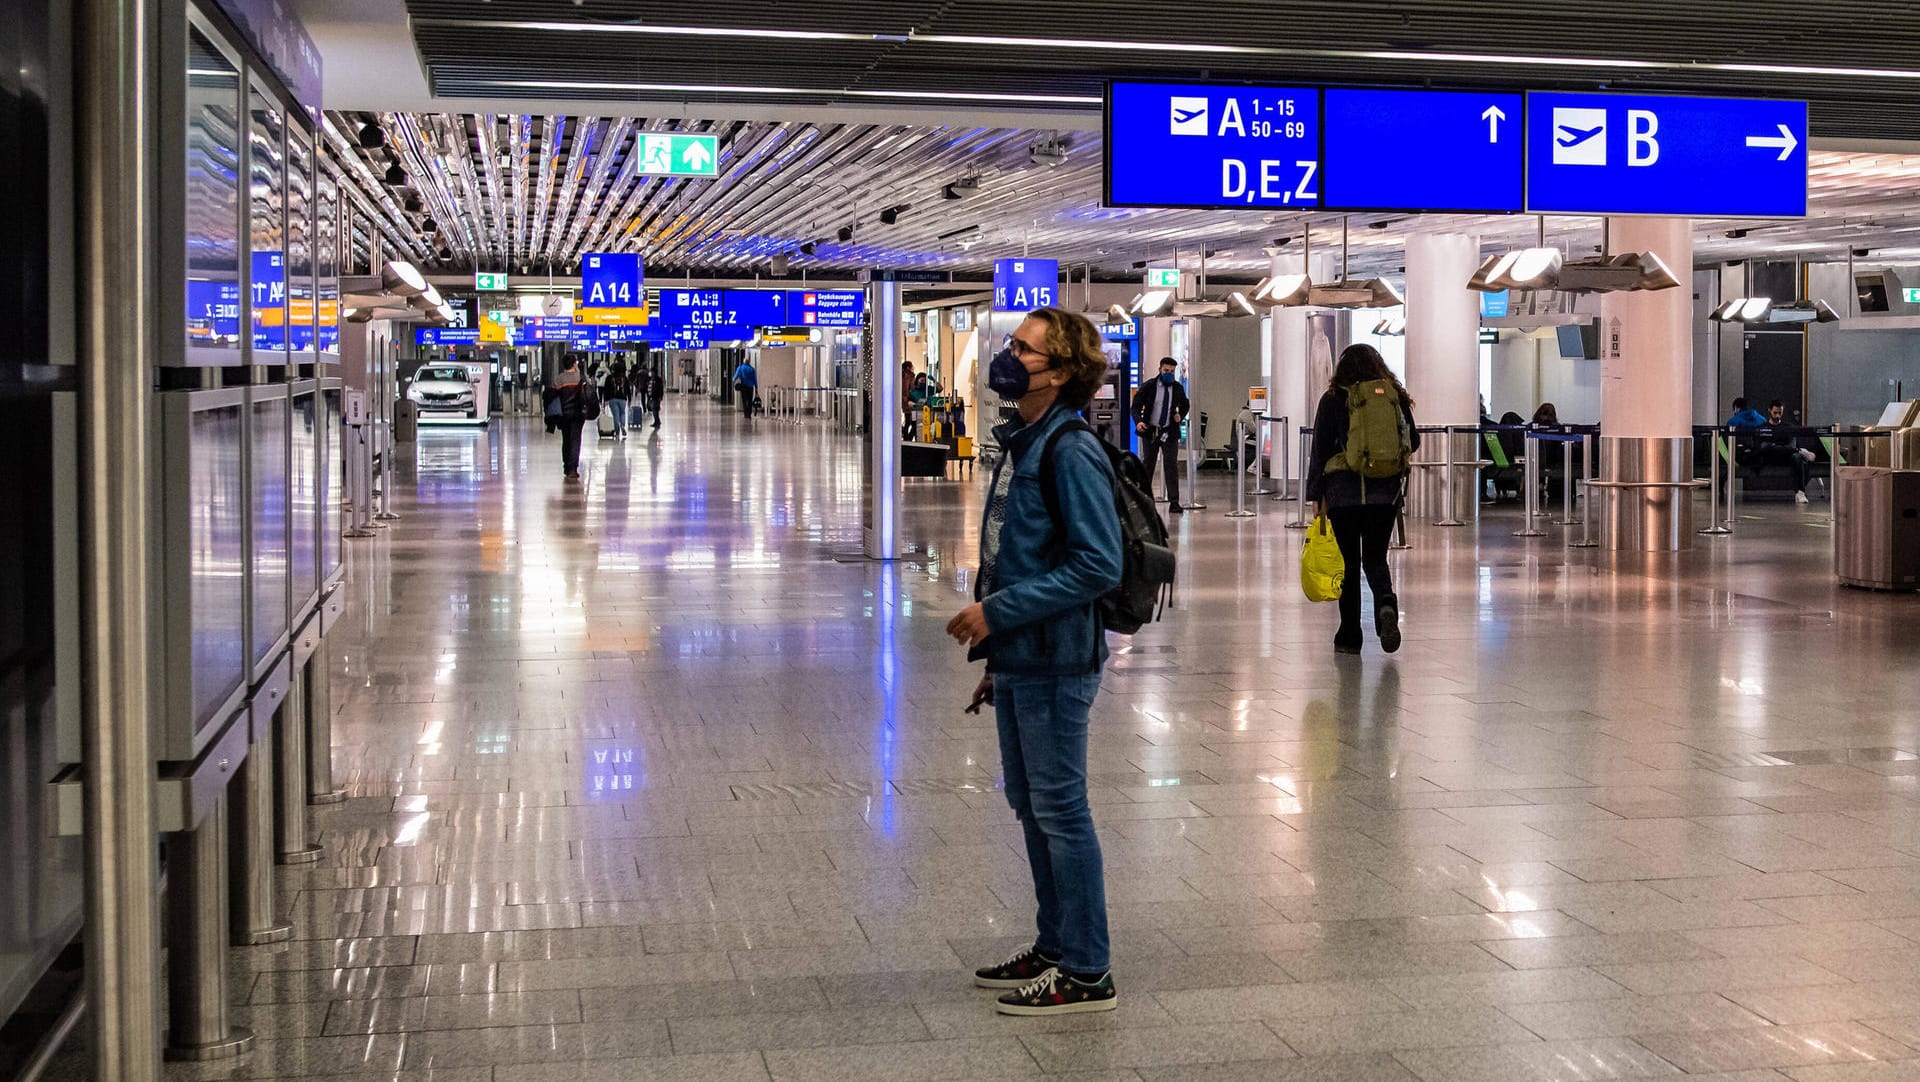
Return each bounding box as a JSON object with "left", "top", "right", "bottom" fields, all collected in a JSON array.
[
  {"left": 187, "top": 280, "right": 242, "bottom": 340},
  {"left": 1323, "top": 89, "right": 1523, "bottom": 212},
  {"left": 251, "top": 251, "right": 286, "bottom": 350},
  {"left": 788, "top": 290, "right": 865, "bottom": 327},
  {"left": 1526, "top": 92, "right": 1808, "bottom": 217},
  {"left": 1106, "top": 81, "right": 1321, "bottom": 209},
  {"left": 1480, "top": 290, "right": 1511, "bottom": 319},
  {"left": 658, "top": 289, "right": 787, "bottom": 335},
  {"left": 993, "top": 259, "right": 1060, "bottom": 310},
  {"left": 581, "top": 252, "right": 644, "bottom": 309}
]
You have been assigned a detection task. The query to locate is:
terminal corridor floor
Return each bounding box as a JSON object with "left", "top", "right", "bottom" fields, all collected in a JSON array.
[{"left": 182, "top": 401, "right": 1920, "bottom": 1081}]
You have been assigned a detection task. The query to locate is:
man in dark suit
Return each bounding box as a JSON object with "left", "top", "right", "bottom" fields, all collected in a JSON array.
[{"left": 1130, "top": 356, "right": 1190, "bottom": 512}]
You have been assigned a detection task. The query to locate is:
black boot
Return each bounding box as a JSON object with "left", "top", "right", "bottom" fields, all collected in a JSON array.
[{"left": 1376, "top": 596, "right": 1401, "bottom": 654}]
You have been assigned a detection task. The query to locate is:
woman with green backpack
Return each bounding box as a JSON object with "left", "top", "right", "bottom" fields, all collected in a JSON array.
[{"left": 1305, "top": 344, "right": 1420, "bottom": 655}]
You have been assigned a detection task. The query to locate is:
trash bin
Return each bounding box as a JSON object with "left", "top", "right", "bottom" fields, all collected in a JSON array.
[
  {"left": 393, "top": 399, "right": 418, "bottom": 444},
  {"left": 1834, "top": 466, "right": 1920, "bottom": 590}
]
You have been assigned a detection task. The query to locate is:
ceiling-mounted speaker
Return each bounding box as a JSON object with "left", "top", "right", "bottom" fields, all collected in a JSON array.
[
  {"left": 403, "top": 194, "right": 424, "bottom": 213},
  {"left": 771, "top": 254, "right": 791, "bottom": 275},
  {"left": 385, "top": 163, "right": 406, "bottom": 185},
  {"left": 357, "top": 122, "right": 385, "bottom": 149},
  {"left": 421, "top": 217, "right": 438, "bottom": 234},
  {"left": 837, "top": 225, "right": 855, "bottom": 243}
]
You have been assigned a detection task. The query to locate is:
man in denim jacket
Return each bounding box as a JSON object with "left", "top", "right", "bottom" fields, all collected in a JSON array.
[{"left": 947, "top": 308, "right": 1124, "bottom": 1017}]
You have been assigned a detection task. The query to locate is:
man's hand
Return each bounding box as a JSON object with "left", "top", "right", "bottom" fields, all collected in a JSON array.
[
  {"left": 1135, "top": 422, "right": 1147, "bottom": 435},
  {"left": 946, "top": 603, "right": 991, "bottom": 648},
  {"left": 965, "top": 675, "right": 995, "bottom": 714}
]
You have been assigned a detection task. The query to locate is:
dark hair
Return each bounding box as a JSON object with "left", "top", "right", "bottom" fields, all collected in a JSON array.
[
  {"left": 1532, "top": 402, "right": 1559, "bottom": 426},
  {"left": 1158, "top": 356, "right": 1178, "bottom": 368},
  {"left": 1328, "top": 344, "right": 1413, "bottom": 407},
  {"left": 562, "top": 353, "right": 581, "bottom": 370},
  {"left": 1025, "top": 307, "right": 1110, "bottom": 409},
  {"left": 1768, "top": 399, "right": 1783, "bottom": 409},
  {"left": 1732, "top": 397, "right": 1748, "bottom": 409}
]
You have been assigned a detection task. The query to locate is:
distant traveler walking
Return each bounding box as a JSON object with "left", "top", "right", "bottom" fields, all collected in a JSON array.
[
  {"left": 543, "top": 353, "right": 596, "bottom": 480},
  {"left": 1306, "top": 344, "right": 1419, "bottom": 655},
  {"left": 604, "top": 359, "right": 630, "bottom": 438},
  {"left": 732, "top": 358, "right": 758, "bottom": 422},
  {"left": 643, "top": 363, "right": 665, "bottom": 430},
  {"left": 1130, "top": 356, "right": 1189, "bottom": 512},
  {"left": 948, "top": 307, "right": 1123, "bottom": 1017}
]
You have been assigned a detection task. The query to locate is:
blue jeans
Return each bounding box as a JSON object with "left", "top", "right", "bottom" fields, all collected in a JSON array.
[
  {"left": 994, "top": 671, "right": 1109, "bottom": 974},
  {"left": 609, "top": 398, "right": 628, "bottom": 433}
]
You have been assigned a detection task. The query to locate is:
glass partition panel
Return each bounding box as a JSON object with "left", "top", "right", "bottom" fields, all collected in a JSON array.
[
  {"left": 247, "top": 79, "right": 285, "bottom": 364},
  {"left": 184, "top": 23, "right": 241, "bottom": 360},
  {"left": 249, "top": 391, "right": 288, "bottom": 670},
  {"left": 317, "top": 162, "right": 339, "bottom": 357},
  {"left": 189, "top": 401, "right": 247, "bottom": 735},
  {"left": 286, "top": 123, "right": 314, "bottom": 359},
  {"left": 290, "top": 386, "right": 318, "bottom": 610}
]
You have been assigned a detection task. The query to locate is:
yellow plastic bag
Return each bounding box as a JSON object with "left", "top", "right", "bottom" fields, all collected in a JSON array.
[{"left": 1300, "top": 515, "right": 1345, "bottom": 603}]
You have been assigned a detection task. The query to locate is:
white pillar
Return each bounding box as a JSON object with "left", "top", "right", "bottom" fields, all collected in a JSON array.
[
  {"left": 1598, "top": 217, "right": 1696, "bottom": 550},
  {"left": 1266, "top": 251, "right": 1337, "bottom": 489},
  {"left": 1404, "top": 233, "right": 1482, "bottom": 426},
  {"left": 864, "top": 281, "right": 902, "bottom": 560},
  {"left": 1404, "top": 233, "right": 1482, "bottom": 519}
]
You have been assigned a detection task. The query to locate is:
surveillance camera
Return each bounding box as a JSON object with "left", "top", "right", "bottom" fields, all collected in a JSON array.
[
  {"left": 799, "top": 242, "right": 816, "bottom": 256},
  {"left": 770, "top": 254, "right": 790, "bottom": 275},
  {"left": 941, "top": 177, "right": 981, "bottom": 201},
  {"left": 1853, "top": 247, "right": 1873, "bottom": 258},
  {"left": 837, "top": 225, "right": 855, "bottom": 243}
]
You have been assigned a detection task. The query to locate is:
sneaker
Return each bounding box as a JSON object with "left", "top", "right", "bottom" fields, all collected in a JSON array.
[
  {"left": 973, "top": 944, "right": 1059, "bottom": 989},
  {"left": 994, "top": 967, "right": 1117, "bottom": 1016},
  {"left": 1377, "top": 603, "right": 1402, "bottom": 654},
  {"left": 1795, "top": 490, "right": 1810, "bottom": 504},
  {"left": 1798, "top": 448, "right": 1817, "bottom": 462},
  {"left": 1169, "top": 504, "right": 1184, "bottom": 514}
]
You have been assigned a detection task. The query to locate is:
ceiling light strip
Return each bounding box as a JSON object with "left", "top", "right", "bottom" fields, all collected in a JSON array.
[{"left": 489, "top": 79, "right": 1100, "bottom": 105}]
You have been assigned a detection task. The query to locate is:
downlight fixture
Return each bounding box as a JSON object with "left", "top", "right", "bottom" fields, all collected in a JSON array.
[
  {"left": 357, "top": 122, "right": 385, "bottom": 149},
  {"left": 380, "top": 260, "right": 428, "bottom": 297},
  {"left": 1250, "top": 273, "right": 1311, "bottom": 307},
  {"left": 1129, "top": 290, "right": 1174, "bottom": 317}
]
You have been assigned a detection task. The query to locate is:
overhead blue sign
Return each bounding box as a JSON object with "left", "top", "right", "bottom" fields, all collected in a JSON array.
[
  {"left": 581, "top": 252, "right": 644, "bottom": 309},
  {"left": 993, "top": 259, "right": 1059, "bottom": 310},
  {"left": 250, "top": 251, "right": 285, "bottom": 350},
  {"left": 1324, "top": 89, "right": 1522, "bottom": 212},
  {"left": 1106, "top": 81, "right": 1320, "bottom": 209},
  {"left": 658, "top": 289, "right": 787, "bottom": 335},
  {"left": 415, "top": 327, "right": 481, "bottom": 346},
  {"left": 1480, "top": 290, "right": 1511, "bottom": 319},
  {"left": 789, "top": 290, "right": 864, "bottom": 327},
  {"left": 1525, "top": 92, "right": 1808, "bottom": 217}
]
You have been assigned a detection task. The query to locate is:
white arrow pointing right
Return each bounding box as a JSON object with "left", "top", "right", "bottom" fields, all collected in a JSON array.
[{"left": 1746, "top": 123, "right": 1799, "bottom": 161}]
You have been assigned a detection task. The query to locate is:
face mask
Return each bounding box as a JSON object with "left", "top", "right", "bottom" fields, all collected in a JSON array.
[
  {"left": 987, "top": 347, "right": 1033, "bottom": 400},
  {"left": 1160, "top": 372, "right": 1177, "bottom": 384}
]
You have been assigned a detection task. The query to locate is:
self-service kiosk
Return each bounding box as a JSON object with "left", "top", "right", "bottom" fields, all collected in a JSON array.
[{"left": 1096, "top": 321, "right": 1142, "bottom": 454}]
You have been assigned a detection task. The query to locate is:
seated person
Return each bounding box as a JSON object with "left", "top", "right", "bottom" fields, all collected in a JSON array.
[
  {"left": 1531, "top": 402, "right": 1560, "bottom": 428},
  {"left": 1725, "top": 396, "right": 1768, "bottom": 429},
  {"left": 1750, "top": 399, "right": 1817, "bottom": 504}
]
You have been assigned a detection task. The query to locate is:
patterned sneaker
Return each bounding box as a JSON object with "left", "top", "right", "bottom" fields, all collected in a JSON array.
[
  {"left": 973, "top": 944, "right": 1059, "bottom": 989},
  {"left": 994, "top": 967, "right": 1118, "bottom": 1016}
]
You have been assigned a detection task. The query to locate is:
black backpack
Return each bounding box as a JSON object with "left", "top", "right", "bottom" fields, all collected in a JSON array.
[{"left": 1038, "top": 420, "right": 1175, "bottom": 635}]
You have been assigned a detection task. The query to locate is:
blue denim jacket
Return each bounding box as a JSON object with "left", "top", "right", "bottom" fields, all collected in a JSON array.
[{"left": 972, "top": 405, "right": 1124, "bottom": 675}]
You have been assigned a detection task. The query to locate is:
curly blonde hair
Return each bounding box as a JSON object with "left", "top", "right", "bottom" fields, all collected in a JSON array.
[{"left": 1023, "top": 307, "right": 1110, "bottom": 408}]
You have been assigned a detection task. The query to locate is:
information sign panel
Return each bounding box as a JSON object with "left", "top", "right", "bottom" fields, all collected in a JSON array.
[
  {"left": 1525, "top": 92, "right": 1808, "bottom": 216},
  {"left": 788, "top": 290, "right": 865, "bottom": 327},
  {"left": 581, "top": 252, "right": 645, "bottom": 309},
  {"left": 1106, "top": 81, "right": 1320, "bottom": 209},
  {"left": 1323, "top": 89, "right": 1522, "bottom": 212},
  {"left": 994, "top": 259, "right": 1059, "bottom": 310}
]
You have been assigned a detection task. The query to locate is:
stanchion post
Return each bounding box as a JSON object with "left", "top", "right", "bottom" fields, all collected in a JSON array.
[
  {"left": 1436, "top": 425, "right": 1464, "bottom": 527},
  {"left": 1252, "top": 416, "right": 1275, "bottom": 496},
  {"left": 1288, "top": 428, "right": 1311, "bottom": 528},
  {"left": 1392, "top": 507, "right": 1411, "bottom": 550},
  {"left": 1573, "top": 431, "right": 1599, "bottom": 547},
  {"left": 1516, "top": 432, "right": 1547, "bottom": 537},
  {"left": 1700, "top": 428, "right": 1730, "bottom": 535},
  {"left": 1723, "top": 429, "right": 1739, "bottom": 533},
  {"left": 1226, "top": 418, "right": 1255, "bottom": 518},
  {"left": 1554, "top": 436, "right": 1580, "bottom": 526},
  {"left": 1275, "top": 417, "right": 1291, "bottom": 501}
]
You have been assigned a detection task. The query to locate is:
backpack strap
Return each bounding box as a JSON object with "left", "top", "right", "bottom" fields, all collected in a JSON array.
[{"left": 1037, "top": 418, "right": 1097, "bottom": 535}]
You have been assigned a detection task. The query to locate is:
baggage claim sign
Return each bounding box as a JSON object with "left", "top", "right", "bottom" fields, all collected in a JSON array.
[{"left": 1105, "top": 82, "right": 1807, "bottom": 218}]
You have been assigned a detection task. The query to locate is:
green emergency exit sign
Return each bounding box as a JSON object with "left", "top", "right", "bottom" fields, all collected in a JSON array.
[
  {"left": 475, "top": 272, "right": 509, "bottom": 291},
  {"left": 634, "top": 133, "right": 719, "bottom": 178},
  {"left": 1146, "top": 268, "right": 1180, "bottom": 289},
  {"left": 1905, "top": 287, "right": 1920, "bottom": 303}
]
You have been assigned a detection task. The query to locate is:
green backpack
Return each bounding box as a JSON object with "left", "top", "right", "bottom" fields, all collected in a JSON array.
[{"left": 1332, "top": 379, "right": 1411, "bottom": 480}]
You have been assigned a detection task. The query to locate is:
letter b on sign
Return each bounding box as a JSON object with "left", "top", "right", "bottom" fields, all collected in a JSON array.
[{"left": 1628, "top": 110, "right": 1660, "bottom": 167}]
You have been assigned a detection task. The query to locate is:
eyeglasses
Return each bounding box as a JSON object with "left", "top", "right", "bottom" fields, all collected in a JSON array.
[{"left": 1006, "top": 335, "right": 1047, "bottom": 360}]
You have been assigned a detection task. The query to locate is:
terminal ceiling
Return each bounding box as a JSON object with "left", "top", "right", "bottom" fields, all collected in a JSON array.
[{"left": 320, "top": 0, "right": 1920, "bottom": 280}]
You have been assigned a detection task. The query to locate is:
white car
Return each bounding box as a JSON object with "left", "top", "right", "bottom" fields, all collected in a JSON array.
[{"left": 407, "top": 364, "right": 481, "bottom": 424}]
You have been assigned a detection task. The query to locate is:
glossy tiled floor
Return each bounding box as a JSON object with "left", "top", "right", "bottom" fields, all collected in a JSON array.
[{"left": 187, "top": 399, "right": 1920, "bottom": 1079}]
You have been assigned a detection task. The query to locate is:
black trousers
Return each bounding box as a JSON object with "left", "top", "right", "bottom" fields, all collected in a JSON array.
[
  {"left": 1140, "top": 428, "right": 1180, "bottom": 506},
  {"left": 1753, "top": 444, "right": 1811, "bottom": 492},
  {"left": 739, "top": 386, "right": 755, "bottom": 420},
  {"left": 558, "top": 417, "right": 586, "bottom": 475},
  {"left": 1327, "top": 504, "right": 1398, "bottom": 644}
]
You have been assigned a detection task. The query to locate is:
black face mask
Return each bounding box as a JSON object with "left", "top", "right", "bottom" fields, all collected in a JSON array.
[{"left": 987, "top": 347, "right": 1035, "bottom": 400}]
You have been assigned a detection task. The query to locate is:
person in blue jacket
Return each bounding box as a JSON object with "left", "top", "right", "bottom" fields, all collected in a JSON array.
[
  {"left": 947, "top": 307, "right": 1123, "bottom": 1018},
  {"left": 1726, "top": 396, "right": 1768, "bottom": 429}
]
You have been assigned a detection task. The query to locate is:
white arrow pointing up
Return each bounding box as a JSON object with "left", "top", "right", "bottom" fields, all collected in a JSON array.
[
  {"left": 1481, "top": 105, "right": 1507, "bottom": 142},
  {"left": 1746, "top": 123, "right": 1799, "bottom": 161},
  {"left": 683, "top": 139, "right": 713, "bottom": 171}
]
